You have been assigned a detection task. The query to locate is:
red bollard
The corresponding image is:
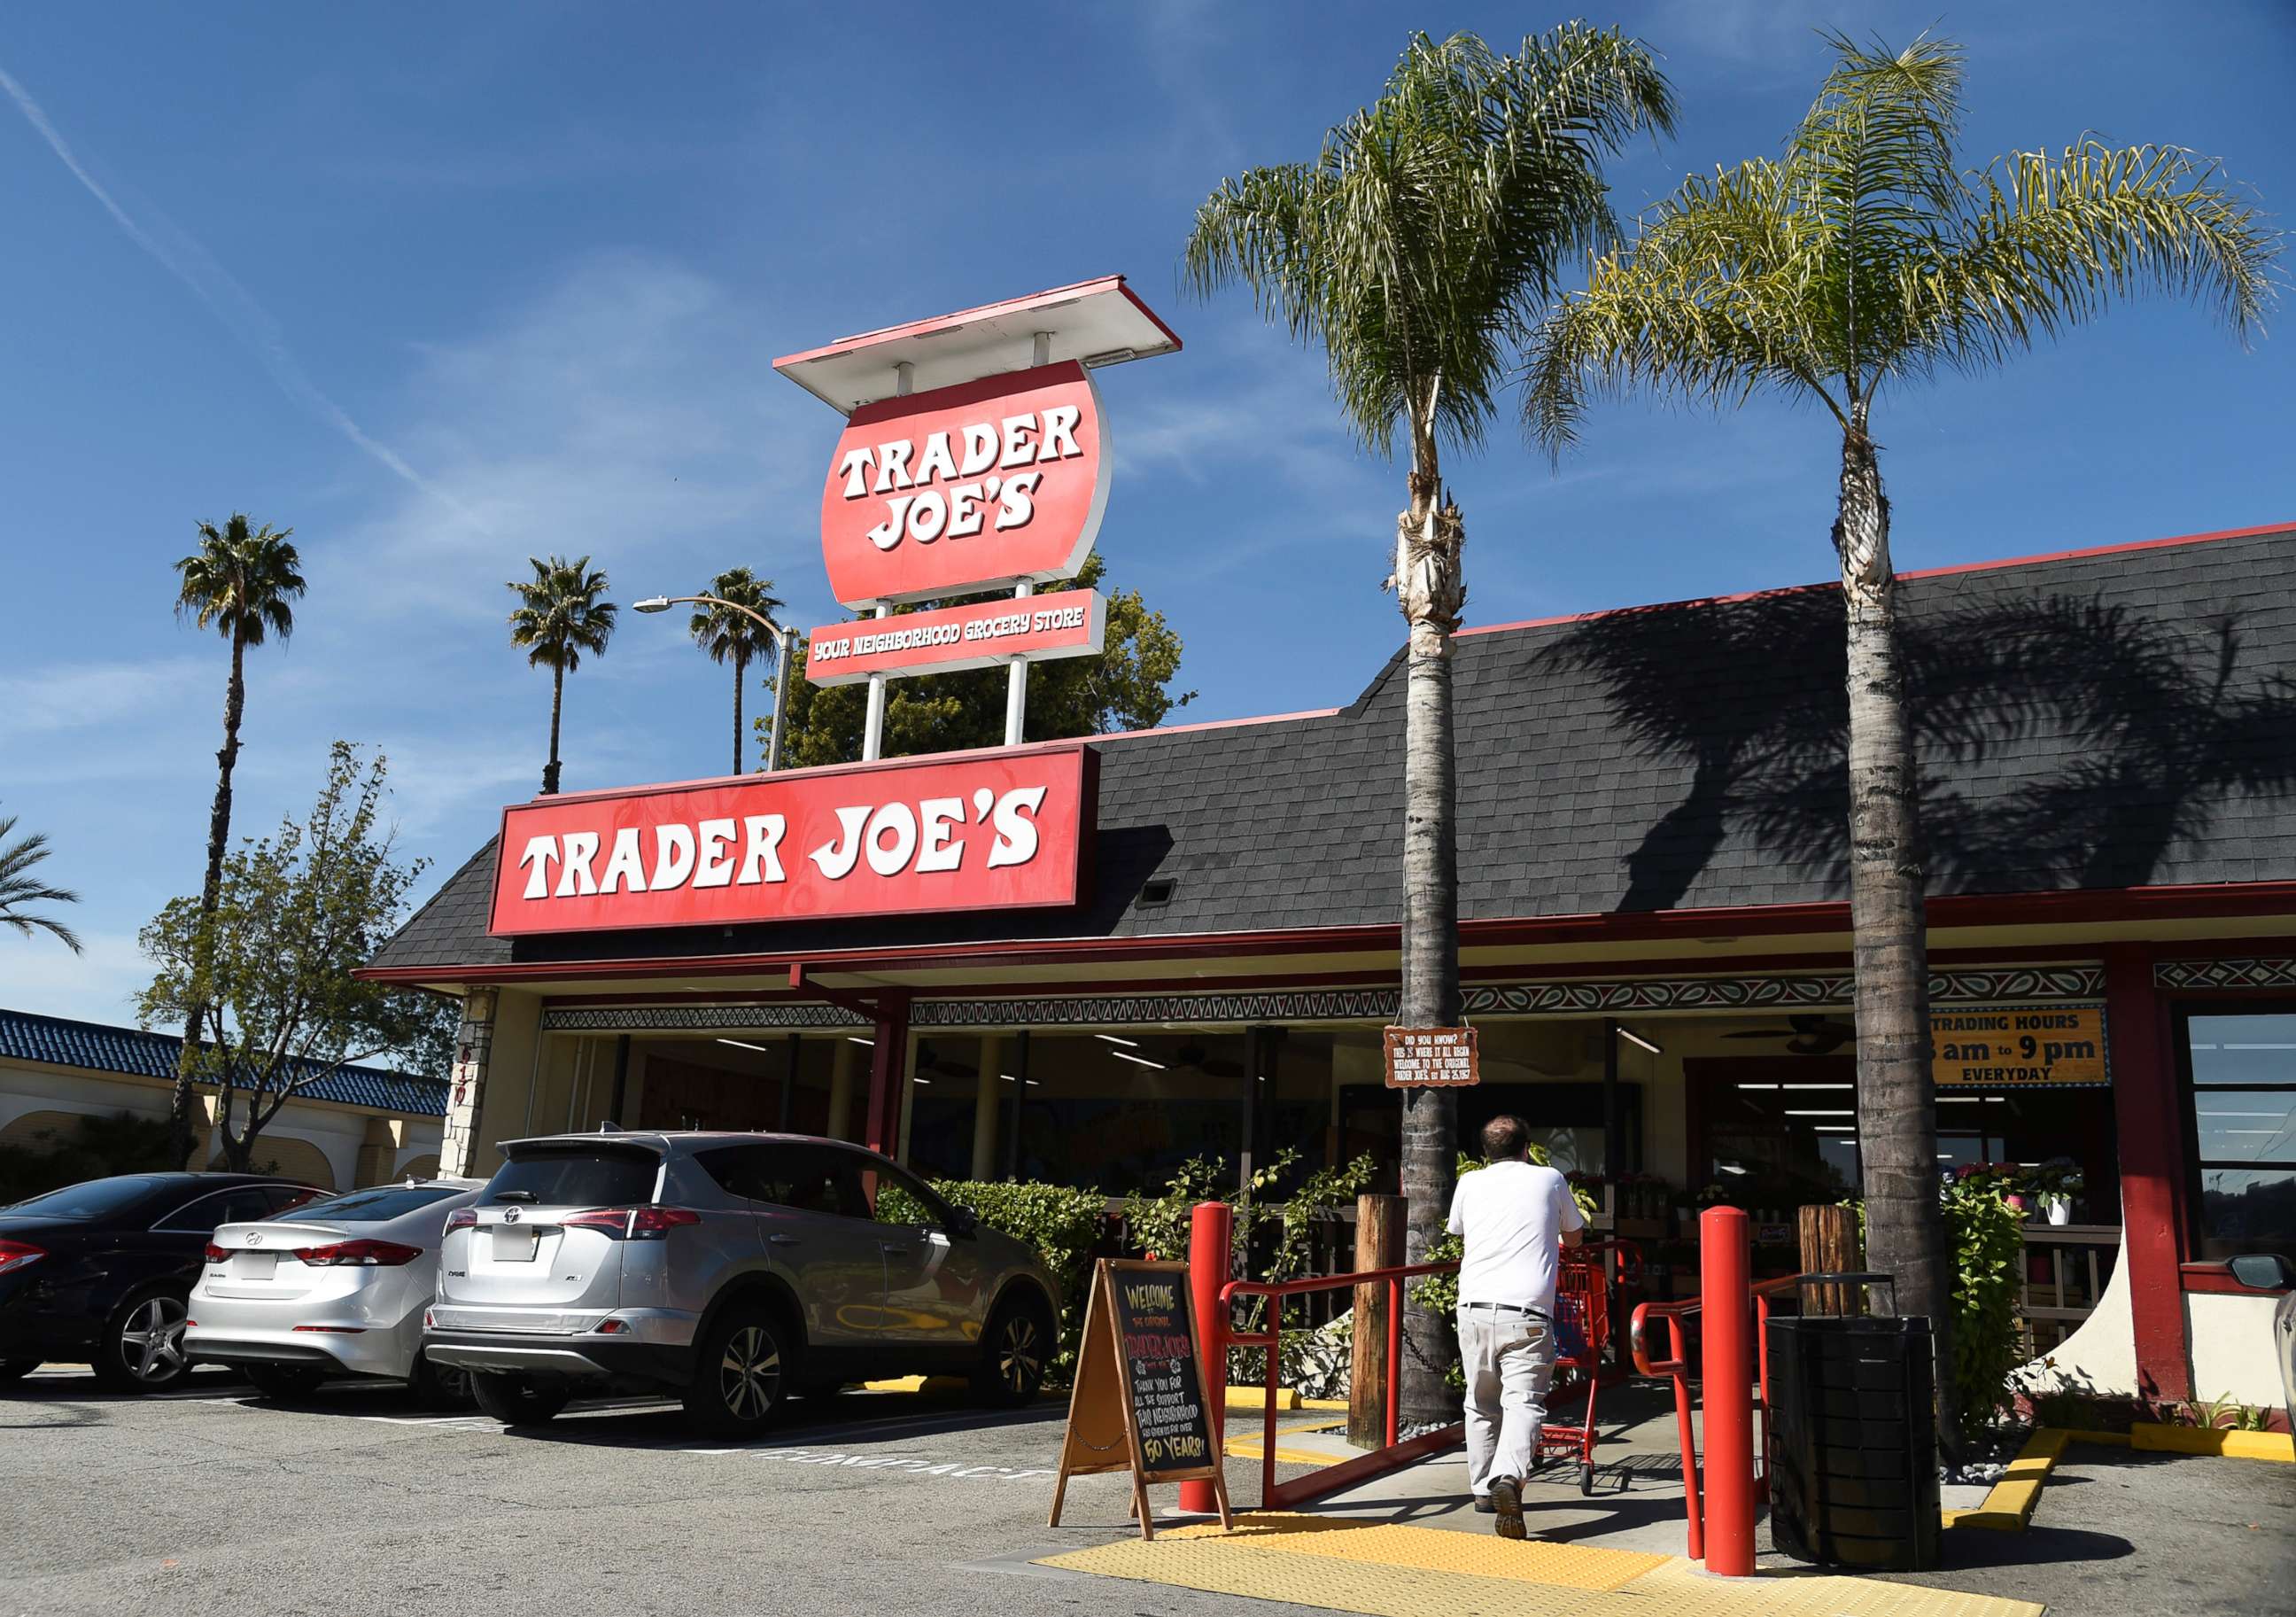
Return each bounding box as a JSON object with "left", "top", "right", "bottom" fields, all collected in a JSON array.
[
  {"left": 1180, "top": 1200, "right": 1232, "bottom": 1516},
  {"left": 1699, "top": 1206, "right": 1755, "bottom": 1575},
  {"left": 1184, "top": 1203, "right": 1239, "bottom": 1515}
]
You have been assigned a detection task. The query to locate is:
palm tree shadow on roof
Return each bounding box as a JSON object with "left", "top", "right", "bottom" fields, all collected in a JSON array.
[{"left": 1531, "top": 587, "right": 2296, "bottom": 913}]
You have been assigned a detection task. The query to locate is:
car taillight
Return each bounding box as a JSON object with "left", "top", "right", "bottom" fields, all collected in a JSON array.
[
  {"left": 0, "top": 1240, "right": 45, "bottom": 1278},
  {"left": 445, "top": 1209, "right": 477, "bottom": 1232},
  {"left": 291, "top": 1239, "right": 423, "bottom": 1267},
  {"left": 203, "top": 1241, "right": 229, "bottom": 1263},
  {"left": 560, "top": 1208, "right": 702, "bottom": 1240}
]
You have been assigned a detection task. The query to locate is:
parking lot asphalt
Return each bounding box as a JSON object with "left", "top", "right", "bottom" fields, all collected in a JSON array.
[
  {"left": 0, "top": 1368, "right": 1329, "bottom": 1617},
  {"left": 5, "top": 1368, "right": 2292, "bottom": 1617}
]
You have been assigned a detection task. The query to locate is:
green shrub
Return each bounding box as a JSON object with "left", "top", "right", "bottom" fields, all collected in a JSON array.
[{"left": 0, "top": 1111, "right": 175, "bottom": 1206}]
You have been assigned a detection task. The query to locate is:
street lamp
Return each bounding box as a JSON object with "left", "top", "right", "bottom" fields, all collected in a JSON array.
[{"left": 634, "top": 595, "right": 800, "bottom": 774}]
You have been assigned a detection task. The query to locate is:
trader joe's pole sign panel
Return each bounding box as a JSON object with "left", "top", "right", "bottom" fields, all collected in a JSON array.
[
  {"left": 819, "top": 361, "right": 1108, "bottom": 608},
  {"left": 487, "top": 746, "right": 1097, "bottom": 937},
  {"left": 1384, "top": 1026, "right": 1481, "bottom": 1087},
  {"left": 1931, "top": 1003, "right": 2110, "bottom": 1087},
  {"left": 804, "top": 588, "right": 1104, "bottom": 687}
]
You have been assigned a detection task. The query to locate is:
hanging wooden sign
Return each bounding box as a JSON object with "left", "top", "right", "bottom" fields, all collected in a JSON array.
[
  {"left": 1384, "top": 1025, "right": 1480, "bottom": 1087},
  {"left": 1046, "top": 1258, "right": 1232, "bottom": 1541}
]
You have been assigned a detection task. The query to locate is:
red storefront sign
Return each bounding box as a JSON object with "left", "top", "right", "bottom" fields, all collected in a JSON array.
[
  {"left": 487, "top": 746, "right": 1097, "bottom": 937},
  {"left": 818, "top": 361, "right": 1108, "bottom": 607},
  {"left": 805, "top": 589, "right": 1104, "bottom": 687}
]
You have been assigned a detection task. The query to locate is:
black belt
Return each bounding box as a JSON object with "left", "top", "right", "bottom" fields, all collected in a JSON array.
[{"left": 1462, "top": 1302, "right": 1553, "bottom": 1321}]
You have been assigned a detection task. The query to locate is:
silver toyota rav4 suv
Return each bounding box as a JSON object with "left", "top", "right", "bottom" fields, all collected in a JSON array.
[{"left": 423, "top": 1130, "right": 1060, "bottom": 1435}]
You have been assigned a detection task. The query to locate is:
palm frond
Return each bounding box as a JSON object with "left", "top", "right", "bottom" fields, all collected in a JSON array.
[
  {"left": 688, "top": 566, "right": 785, "bottom": 667},
  {"left": 1912, "top": 140, "right": 2278, "bottom": 369},
  {"left": 506, "top": 553, "right": 617, "bottom": 674},
  {"left": 1183, "top": 23, "right": 1672, "bottom": 456},
  {"left": 174, "top": 513, "right": 306, "bottom": 648},
  {"left": 0, "top": 812, "right": 82, "bottom": 954}
]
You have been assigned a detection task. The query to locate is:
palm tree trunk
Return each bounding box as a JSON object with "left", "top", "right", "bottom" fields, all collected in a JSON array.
[
  {"left": 1834, "top": 405, "right": 1963, "bottom": 1457},
  {"left": 543, "top": 665, "right": 565, "bottom": 796},
  {"left": 1393, "top": 420, "right": 1468, "bottom": 1428},
  {"left": 170, "top": 631, "right": 246, "bottom": 1168},
  {"left": 733, "top": 652, "right": 747, "bottom": 774}
]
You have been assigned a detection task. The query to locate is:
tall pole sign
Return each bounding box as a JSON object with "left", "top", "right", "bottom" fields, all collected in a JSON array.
[{"left": 773, "top": 276, "right": 1180, "bottom": 760}]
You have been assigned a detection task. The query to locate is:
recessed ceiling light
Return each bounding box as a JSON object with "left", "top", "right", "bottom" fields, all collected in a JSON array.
[
  {"left": 1096, "top": 1034, "right": 1141, "bottom": 1048},
  {"left": 847, "top": 1037, "right": 874, "bottom": 1047},
  {"left": 1111, "top": 1050, "right": 1166, "bottom": 1070},
  {"left": 1616, "top": 1027, "right": 1662, "bottom": 1055},
  {"left": 1784, "top": 1109, "right": 1854, "bottom": 1116},
  {"left": 718, "top": 1038, "right": 772, "bottom": 1053}
]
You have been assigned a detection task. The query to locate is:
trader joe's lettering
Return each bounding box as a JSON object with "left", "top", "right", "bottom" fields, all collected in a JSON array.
[{"left": 487, "top": 748, "right": 1095, "bottom": 936}]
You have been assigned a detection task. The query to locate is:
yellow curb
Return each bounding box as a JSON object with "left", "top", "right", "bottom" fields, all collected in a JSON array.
[
  {"left": 1302, "top": 1395, "right": 1350, "bottom": 1411},
  {"left": 1226, "top": 1441, "right": 1348, "bottom": 1465},
  {"left": 1946, "top": 1428, "right": 2068, "bottom": 1533},
  {"left": 1225, "top": 1386, "right": 1301, "bottom": 1411},
  {"left": 857, "top": 1375, "right": 970, "bottom": 1395},
  {"left": 2127, "top": 1423, "right": 2295, "bottom": 1461}
]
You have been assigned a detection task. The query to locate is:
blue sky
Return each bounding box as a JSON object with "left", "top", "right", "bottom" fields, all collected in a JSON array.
[{"left": 2, "top": 2, "right": 2290, "bottom": 1024}]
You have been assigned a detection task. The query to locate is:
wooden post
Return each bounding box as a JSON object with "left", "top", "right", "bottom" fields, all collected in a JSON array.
[
  {"left": 1796, "top": 1203, "right": 1860, "bottom": 1317},
  {"left": 1348, "top": 1193, "right": 1405, "bottom": 1448}
]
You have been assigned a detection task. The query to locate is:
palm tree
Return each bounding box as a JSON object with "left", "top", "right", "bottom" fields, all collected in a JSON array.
[
  {"left": 508, "top": 555, "right": 617, "bottom": 796},
  {"left": 171, "top": 514, "right": 305, "bottom": 1162},
  {"left": 1528, "top": 32, "right": 2275, "bottom": 1450},
  {"left": 0, "top": 812, "right": 81, "bottom": 952},
  {"left": 1184, "top": 25, "right": 1675, "bottom": 1425},
  {"left": 689, "top": 567, "right": 785, "bottom": 774}
]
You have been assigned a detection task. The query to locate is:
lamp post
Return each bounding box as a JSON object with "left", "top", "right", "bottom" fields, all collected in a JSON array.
[{"left": 633, "top": 595, "right": 799, "bottom": 774}]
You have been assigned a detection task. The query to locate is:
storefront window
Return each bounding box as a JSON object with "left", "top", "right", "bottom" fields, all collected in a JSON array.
[
  {"left": 1009, "top": 1030, "right": 1251, "bottom": 1195},
  {"left": 2181, "top": 1010, "right": 2296, "bottom": 1259}
]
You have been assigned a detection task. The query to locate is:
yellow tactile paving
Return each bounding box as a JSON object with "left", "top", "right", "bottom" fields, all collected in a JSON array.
[
  {"left": 1039, "top": 1514, "right": 2044, "bottom": 1617},
  {"left": 1164, "top": 1512, "right": 1664, "bottom": 1590}
]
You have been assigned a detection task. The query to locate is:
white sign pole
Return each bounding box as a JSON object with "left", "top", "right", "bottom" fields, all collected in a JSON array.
[
  {"left": 862, "top": 361, "right": 915, "bottom": 763},
  {"left": 1004, "top": 332, "right": 1053, "bottom": 749}
]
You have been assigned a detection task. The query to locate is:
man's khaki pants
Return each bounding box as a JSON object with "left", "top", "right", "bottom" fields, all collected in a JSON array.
[{"left": 1457, "top": 1303, "right": 1557, "bottom": 1497}]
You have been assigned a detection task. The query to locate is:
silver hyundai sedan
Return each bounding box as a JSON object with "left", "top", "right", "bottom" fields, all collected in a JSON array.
[
  {"left": 187, "top": 1178, "right": 485, "bottom": 1403},
  {"left": 423, "top": 1131, "right": 1061, "bottom": 1436}
]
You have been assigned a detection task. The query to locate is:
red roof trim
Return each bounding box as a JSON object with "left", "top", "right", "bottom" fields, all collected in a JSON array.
[{"left": 354, "top": 880, "right": 2296, "bottom": 988}]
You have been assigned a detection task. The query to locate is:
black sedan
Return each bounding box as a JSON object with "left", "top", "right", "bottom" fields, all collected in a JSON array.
[{"left": 1, "top": 1173, "right": 319, "bottom": 1392}]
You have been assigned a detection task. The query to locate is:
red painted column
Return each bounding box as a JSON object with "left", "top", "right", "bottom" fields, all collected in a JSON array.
[
  {"left": 1181, "top": 1200, "right": 1232, "bottom": 1515},
  {"left": 1700, "top": 1206, "right": 1755, "bottom": 1576},
  {"left": 2103, "top": 946, "right": 2191, "bottom": 1403},
  {"left": 861, "top": 992, "right": 912, "bottom": 1159}
]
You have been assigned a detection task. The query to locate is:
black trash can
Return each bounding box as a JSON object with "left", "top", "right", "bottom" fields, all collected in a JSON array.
[{"left": 1766, "top": 1302, "right": 1941, "bottom": 1572}]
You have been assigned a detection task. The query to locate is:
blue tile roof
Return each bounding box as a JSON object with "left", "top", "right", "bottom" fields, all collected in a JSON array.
[{"left": 0, "top": 1007, "right": 448, "bottom": 1118}]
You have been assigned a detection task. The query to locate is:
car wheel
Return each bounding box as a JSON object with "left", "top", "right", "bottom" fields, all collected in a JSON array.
[
  {"left": 0, "top": 1359, "right": 39, "bottom": 1385},
  {"left": 684, "top": 1306, "right": 787, "bottom": 1437},
  {"left": 407, "top": 1349, "right": 475, "bottom": 1410},
  {"left": 92, "top": 1287, "right": 193, "bottom": 1393},
  {"left": 469, "top": 1371, "right": 571, "bottom": 1427},
  {"left": 973, "top": 1296, "right": 1053, "bottom": 1407},
  {"left": 244, "top": 1364, "right": 327, "bottom": 1402}
]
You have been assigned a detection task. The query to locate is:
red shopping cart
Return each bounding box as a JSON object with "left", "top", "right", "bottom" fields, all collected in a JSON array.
[{"left": 1536, "top": 1239, "right": 1640, "bottom": 1495}]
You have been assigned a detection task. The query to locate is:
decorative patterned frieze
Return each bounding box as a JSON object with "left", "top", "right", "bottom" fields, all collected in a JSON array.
[
  {"left": 537, "top": 963, "right": 2104, "bottom": 1035},
  {"left": 2153, "top": 958, "right": 2296, "bottom": 991}
]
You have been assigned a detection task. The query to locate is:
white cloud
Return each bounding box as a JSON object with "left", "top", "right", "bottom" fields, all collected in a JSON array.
[{"left": 0, "top": 657, "right": 208, "bottom": 739}]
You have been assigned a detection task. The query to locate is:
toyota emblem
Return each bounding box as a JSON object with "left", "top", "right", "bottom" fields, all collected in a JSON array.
[
  {"left": 246, "top": 1232, "right": 262, "bottom": 1246},
  {"left": 502, "top": 1207, "right": 521, "bottom": 1224}
]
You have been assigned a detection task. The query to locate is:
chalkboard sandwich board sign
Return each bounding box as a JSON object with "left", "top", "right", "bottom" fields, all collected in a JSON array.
[{"left": 1046, "top": 1258, "right": 1233, "bottom": 1540}]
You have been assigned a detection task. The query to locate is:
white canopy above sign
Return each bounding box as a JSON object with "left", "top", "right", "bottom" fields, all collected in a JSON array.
[{"left": 772, "top": 276, "right": 1182, "bottom": 415}]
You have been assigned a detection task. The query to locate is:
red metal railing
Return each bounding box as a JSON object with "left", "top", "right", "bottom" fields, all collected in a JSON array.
[
  {"left": 1220, "top": 1259, "right": 1465, "bottom": 1510},
  {"left": 1628, "top": 1213, "right": 1807, "bottom": 1569}
]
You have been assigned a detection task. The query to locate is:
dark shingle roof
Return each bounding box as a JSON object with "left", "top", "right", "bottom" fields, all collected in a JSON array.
[
  {"left": 369, "top": 525, "right": 2296, "bottom": 975},
  {"left": 0, "top": 1007, "right": 449, "bottom": 1117}
]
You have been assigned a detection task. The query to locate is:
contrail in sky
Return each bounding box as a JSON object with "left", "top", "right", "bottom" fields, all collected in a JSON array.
[{"left": 0, "top": 61, "right": 480, "bottom": 525}]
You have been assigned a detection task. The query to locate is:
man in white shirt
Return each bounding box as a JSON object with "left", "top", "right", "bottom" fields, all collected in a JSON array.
[{"left": 1447, "top": 1114, "right": 1585, "bottom": 1539}]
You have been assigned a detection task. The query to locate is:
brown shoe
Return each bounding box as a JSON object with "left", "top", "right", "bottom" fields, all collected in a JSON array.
[{"left": 1489, "top": 1474, "right": 1525, "bottom": 1540}]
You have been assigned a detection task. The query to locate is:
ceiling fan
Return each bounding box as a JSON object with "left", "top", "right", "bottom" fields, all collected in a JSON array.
[{"left": 1722, "top": 1015, "right": 1857, "bottom": 1055}]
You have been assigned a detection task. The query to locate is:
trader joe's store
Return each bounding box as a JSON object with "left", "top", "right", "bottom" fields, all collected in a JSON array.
[{"left": 361, "top": 518, "right": 2296, "bottom": 1419}]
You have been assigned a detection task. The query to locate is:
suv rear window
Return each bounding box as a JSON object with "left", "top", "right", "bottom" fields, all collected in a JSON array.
[{"left": 487, "top": 1147, "right": 659, "bottom": 1209}]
